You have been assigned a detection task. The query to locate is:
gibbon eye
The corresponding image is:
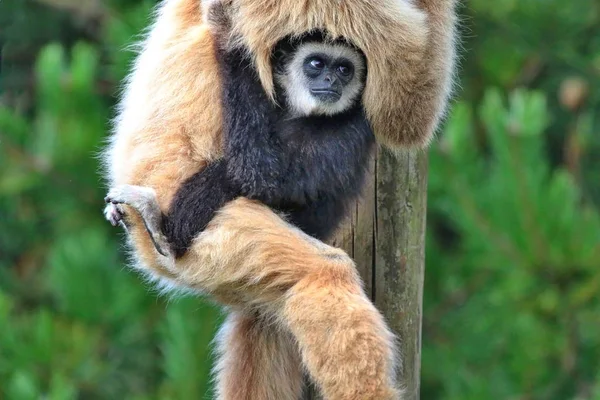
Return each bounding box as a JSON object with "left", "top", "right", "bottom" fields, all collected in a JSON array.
[
  {"left": 309, "top": 58, "right": 325, "bottom": 69},
  {"left": 337, "top": 64, "right": 353, "bottom": 76}
]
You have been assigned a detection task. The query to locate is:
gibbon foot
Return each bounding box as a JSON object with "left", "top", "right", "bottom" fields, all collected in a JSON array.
[
  {"left": 104, "top": 185, "right": 173, "bottom": 258},
  {"left": 104, "top": 202, "right": 125, "bottom": 227}
]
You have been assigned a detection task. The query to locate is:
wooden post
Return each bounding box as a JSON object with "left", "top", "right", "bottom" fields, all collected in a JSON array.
[{"left": 303, "top": 148, "right": 428, "bottom": 400}]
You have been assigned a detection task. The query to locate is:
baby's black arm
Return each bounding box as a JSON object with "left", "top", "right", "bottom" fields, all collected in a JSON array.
[{"left": 162, "top": 159, "right": 238, "bottom": 258}]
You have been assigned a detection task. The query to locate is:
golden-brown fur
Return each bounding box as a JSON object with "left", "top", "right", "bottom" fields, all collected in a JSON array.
[
  {"left": 225, "top": 0, "right": 457, "bottom": 148},
  {"left": 103, "top": 0, "right": 457, "bottom": 398}
]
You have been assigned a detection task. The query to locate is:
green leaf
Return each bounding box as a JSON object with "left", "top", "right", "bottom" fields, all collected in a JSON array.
[
  {"left": 70, "top": 43, "right": 99, "bottom": 93},
  {"left": 5, "top": 371, "right": 40, "bottom": 400}
]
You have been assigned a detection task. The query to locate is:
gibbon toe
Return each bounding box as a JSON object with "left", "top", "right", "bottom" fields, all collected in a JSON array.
[{"left": 104, "top": 203, "right": 124, "bottom": 227}]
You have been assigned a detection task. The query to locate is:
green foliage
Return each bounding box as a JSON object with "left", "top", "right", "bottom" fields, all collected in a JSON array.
[
  {"left": 0, "top": 0, "right": 599, "bottom": 398},
  {"left": 424, "top": 90, "right": 600, "bottom": 399}
]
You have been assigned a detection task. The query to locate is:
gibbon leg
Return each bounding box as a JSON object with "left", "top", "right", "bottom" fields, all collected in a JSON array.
[
  {"left": 168, "top": 198, "right": 400, "bottom": 400},
  {"left": 105, "top": 190, "right": 399, "bottom": 397},
  {"left": 282, "top": 268, "right": 400, "bottom": 400},
  {"left": 213, "top": 311, "right": 303, "bottom": 400}
]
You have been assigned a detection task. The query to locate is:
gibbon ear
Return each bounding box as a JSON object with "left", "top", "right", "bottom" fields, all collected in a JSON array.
[{"left": 224, "top": 0, "right": 458, "bottom": 149}]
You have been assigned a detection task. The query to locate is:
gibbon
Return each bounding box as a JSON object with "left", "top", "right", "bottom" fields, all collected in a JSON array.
[
  {"left": 105, "top": 29, "right": 374, "bottom": 259},
  {"left": 101, "top": 0, "right": 457, "bottom": 399}
]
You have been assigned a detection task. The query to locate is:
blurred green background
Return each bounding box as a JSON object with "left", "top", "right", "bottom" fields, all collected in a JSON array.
[{"left": 0, "top": 0, "right": 599, "bottom": 399}]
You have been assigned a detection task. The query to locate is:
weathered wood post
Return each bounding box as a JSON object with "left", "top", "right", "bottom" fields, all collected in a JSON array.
[{"left": 303, "top": 148, "right": 428, "bottom": 400}]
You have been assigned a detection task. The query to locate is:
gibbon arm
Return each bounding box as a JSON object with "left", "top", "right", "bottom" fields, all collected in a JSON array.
[
  {"left": 227, "top": 0, "right": 457, "bottom": 148},
  {"left": 161, "top": 159, "right": 238, "bottom": 258}
]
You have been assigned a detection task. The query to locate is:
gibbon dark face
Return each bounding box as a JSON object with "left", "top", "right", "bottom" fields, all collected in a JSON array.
[
  {"left": 274, "top": 40, "right": 367, "bottom": 117},
  {"left": 303, "top": 52, "right": 355, "bottom": 103}
]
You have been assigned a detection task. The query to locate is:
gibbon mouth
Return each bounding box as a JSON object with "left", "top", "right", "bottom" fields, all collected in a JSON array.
[{"left": 311, "top": 88, "right": 342, "bottom": 102}]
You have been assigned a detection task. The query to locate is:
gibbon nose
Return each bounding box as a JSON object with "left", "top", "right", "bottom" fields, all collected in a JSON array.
[
  {"left": 311, "top": 72, "right": 342, "bottom": 102},
  {"left": 324, "top": 73, "right": 337, "bottom": 84}
]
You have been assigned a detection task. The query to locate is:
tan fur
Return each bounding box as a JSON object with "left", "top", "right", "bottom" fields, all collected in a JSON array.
[{"left": 104, "top": 0, "right": 457, "bottom": 398}]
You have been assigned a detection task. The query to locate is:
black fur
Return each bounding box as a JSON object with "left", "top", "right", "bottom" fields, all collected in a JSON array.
[
  {"left": 162, "top": 160, "right": 238, "bottom": 258},
  {"left": 163, "top": 34, "right": 375, "bottom": 258}
]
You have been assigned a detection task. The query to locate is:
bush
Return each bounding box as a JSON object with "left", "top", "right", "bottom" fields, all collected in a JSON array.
[{"left": 424, "top": 90, "right": 600, "bottom": 399}]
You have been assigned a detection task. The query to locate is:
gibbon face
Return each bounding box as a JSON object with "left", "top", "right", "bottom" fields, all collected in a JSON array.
[{"left": 274, "top": 41, "right": 367, "bottom": 117}]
